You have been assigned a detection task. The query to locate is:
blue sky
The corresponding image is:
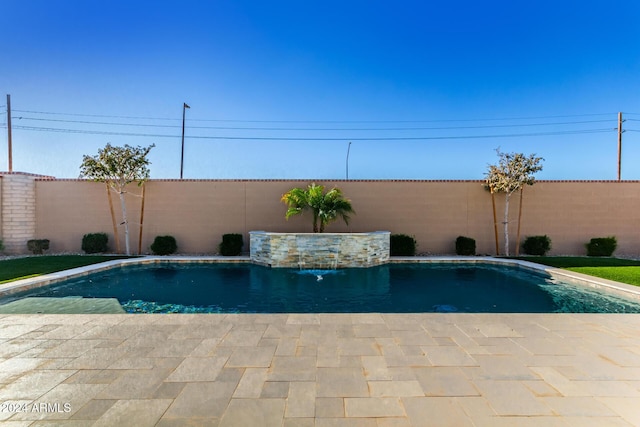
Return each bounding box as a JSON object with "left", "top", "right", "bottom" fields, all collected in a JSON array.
[{"left": 1, "top": 0, "right": 639, "bottom": 180}]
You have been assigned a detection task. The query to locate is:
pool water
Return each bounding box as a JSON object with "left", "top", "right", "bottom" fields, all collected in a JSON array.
[{"left": 2, "top": 263, "right": 640, "bottom": 313}]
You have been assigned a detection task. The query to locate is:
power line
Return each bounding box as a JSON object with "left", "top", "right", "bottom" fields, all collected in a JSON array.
[
  {"left": 13, "top": 117, "right": 181, "bottom": 128},
  {"left": 4, "top": 106, "right": 624, "bottom": 146},
  {"left": 12, "top": 109, "right": 182, "bottom": 122},
  {"left": 182, "top": 129, "right": 615, "bottom": 141},
  {"left": 12, "top": 108, "right": 618, "bottom": 124},
  {"left": 7, "top": 124, "right": 614, "bottom": 141},
  {"left": 10, "top": 115, "right": 614, "bottom": 131}
]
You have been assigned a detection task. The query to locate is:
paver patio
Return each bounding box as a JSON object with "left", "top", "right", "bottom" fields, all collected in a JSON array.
[{"left": 0, "top": 313, "right": 639, "bottom": 426}]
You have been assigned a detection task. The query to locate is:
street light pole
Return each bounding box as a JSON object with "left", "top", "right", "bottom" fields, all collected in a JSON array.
[
  {"left": 346, "top": 141, "right": 352, "bottom": 180},
  {"left": 180, "top": 102, "right": 190, "bottom": 179}
]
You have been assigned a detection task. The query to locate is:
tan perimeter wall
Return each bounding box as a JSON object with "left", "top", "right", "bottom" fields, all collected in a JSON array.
[{"left": 30, "top": 179, "right": 640, "bottom": 257}]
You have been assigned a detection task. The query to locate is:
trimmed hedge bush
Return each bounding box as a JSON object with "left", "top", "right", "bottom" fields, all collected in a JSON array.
[
  {"left": 27, "top": 239, "right": 50, "bottom": 255},
  {"left": 219, "top": 233, "right": 243, "bottom": 256},
  {"left": 586, "top": 236, "right": 617, "bottom": 257},
  {"left": 390, "top": 234, "right": 416, "bottom": 256},
  {"left": 522, "top": 235, "right": 551, "bottom": 256},
  {"left": 151, "top": 235, "right": 178, "bottom": 255},
  {"left": 82, "top": 233, "right": 109, "bottom": 254},
  {"left": 455, "top": 236, "right": 476, "bottom": 255}
]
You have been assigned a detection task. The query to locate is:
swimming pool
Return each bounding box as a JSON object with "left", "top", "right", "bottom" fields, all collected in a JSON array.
[{"left": 2, "top": 262, "right": 640, "bottom": 313}]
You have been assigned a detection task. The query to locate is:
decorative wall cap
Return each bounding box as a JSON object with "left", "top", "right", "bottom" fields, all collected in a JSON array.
[
  {"left": 31, "top": 177, "right": 640, "bottom": 184},
  {"left": 249, "top": 231, "right": 390, "bottom": 235},
  {"left": 0, "top": 171, "right": 56, "bottom": 179}
]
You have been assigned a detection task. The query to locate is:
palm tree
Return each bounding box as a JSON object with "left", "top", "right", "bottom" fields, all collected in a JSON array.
[
  {"left": 316, "top": 187, "right": 354, "bottom": 232},
  {"left": 281, "top": 183, "right": 354, "bottom": 232},
  {"left": 282, "top": 186, "right": 312, "bottom": 226}
]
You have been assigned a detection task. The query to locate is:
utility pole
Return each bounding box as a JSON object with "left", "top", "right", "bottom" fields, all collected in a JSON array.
[
  {"left": 617, "top": 112, "right": 623, "bottom": 181},
  {"left": 6, "top": 94, "right": 12, "bottom": 172},
  {"left": 180, "top": 102, "right": 190, "bottom": 179}
]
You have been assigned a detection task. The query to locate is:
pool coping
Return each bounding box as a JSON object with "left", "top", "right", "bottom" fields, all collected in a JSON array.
[
  {"left": 2, "top": 255, "right": 640, "bottom": 303},
  {"left": 0, "top": 256, "right": 249, "bottom": 298},
  {"left": 392, "top": 256, "right": 640, "bottom": 301}
]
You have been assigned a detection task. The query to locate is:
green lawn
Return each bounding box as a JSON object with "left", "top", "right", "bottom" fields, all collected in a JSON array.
[
  {"left": 0, "top": 255, "right": 134, "bottom": 284},
  {"left": 513, "top": 256, "right": 640, "bottom": 287}
]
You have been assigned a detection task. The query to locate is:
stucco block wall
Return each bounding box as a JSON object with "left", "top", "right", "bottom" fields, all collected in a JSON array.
[
  {"left": 142, "top": 181, "right": 246, "bottom": 253},
  {"left": 13, "top": 178, "right": 640, "bottom": 256},
  {"left": 34, "top": 180, "right": 143, "bottom": 254},
  {"left": 519, "top": 182, "right": 640, "bottom": 255}
]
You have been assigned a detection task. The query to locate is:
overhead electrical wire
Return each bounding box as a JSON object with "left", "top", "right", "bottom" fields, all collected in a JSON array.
[
  {"left": 11, "top": 108, "right": 618, "bottom": 124},
  {"left": 10, "top": 116, "right": 613, "bottom": 131},
  {"left": 7, "top": 125, "right": 614, "bottom": 141},
  {"left": 12, "top": 109, "right": 183, "bottom": 122},
  {"left": 0, "top": 107, "right": 623, "bottom": 143}
]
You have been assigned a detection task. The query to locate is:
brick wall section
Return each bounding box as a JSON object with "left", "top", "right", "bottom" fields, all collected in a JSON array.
[
  {"left": 0, "top": 173, "right": 38, "bottom": 254},
  {"left": 0, "top": 176, "right": 2, "bottom": 247},
  {"left": 29, "top": 178, "right": 640, "bottom": 257}
]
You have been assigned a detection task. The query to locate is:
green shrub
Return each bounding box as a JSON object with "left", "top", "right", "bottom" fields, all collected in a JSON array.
[
  {"left": 390, "top": 234, "right": 416, "bottom": 256},
  {"left": 522, "top": 235, "right": 551, "bottom": 256},
  {"left": 81, "top": 233, "right": 109, "bottom": 254},
  {"left": 219, "top": 233, "right": 243, "bottom": 256},
  {"left": 151, "top": 235, "right": 178, "bottom": 255},
  {"left": 586, "top": 236, "right": 617, "bottom": 257},
  {"left": 27, "top": 239, "right": 50, "bottom": 255},
  {"left": 455, "top": 236, "right": 476, "bottom": 255}
]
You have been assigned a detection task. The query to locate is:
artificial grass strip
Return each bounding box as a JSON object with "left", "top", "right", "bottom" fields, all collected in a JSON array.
[
  {"left": 514, "top": 256, "right": 640, "bottom": 287},
  {"left": 0, "top": 255, "right": 133, "bottom": 283},
  {"left": 514, "top": 256, "right": 640, "bottom": 268},
  {"left": 0, "top": 274, "right": 40, "bottom": 285},
  {"left": 565, "top": 266, "right": 640, "bottom": 287}
]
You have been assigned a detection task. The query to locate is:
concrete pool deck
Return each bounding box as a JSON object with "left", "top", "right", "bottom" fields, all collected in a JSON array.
[
  {"left": 1, "top": 257, "right": 640, "bottom": 425},
  {"left": 1, "top": 312, "right": 640, "bottom": 426}
]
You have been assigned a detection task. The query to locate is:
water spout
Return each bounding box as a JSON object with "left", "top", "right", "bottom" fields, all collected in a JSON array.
[{"left": 295, "top": 235, "right": 340, "bottom": 274}]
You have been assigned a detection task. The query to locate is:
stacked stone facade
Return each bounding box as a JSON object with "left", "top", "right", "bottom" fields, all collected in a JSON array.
[{"left": 250, "top": 231, "right": 390, "bottom": 268}]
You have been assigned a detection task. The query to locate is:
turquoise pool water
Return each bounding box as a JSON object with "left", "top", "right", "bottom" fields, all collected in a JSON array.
[{"left": 2, "top": 263, "right": 640, "bottom": 313}]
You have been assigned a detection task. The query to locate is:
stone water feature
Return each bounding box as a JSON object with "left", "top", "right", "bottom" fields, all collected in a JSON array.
[{"left": 249, "top": 231, "right": 390, "bottom": 268}]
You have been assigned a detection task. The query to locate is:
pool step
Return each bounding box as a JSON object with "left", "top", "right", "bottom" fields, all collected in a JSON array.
[{"left": 0, "top": 297, "right": 126, "bottom": 314}]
